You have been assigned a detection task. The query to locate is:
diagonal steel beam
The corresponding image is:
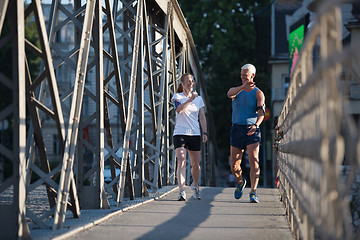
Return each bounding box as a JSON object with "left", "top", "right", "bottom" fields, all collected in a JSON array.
[
  {"left": 53, "top": 0, "right": 97, "bottom": 229},
  {"left": 152, "top": 1, "right": 172, "bottom": 190},
  {"left": 117, "top": 0, "right": 144, "bottom": 203},
  {"left": 0, "top": 0, "right": 9, "bottom": 36}
]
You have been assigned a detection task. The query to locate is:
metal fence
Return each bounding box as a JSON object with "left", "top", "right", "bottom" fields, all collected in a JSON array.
[
  {"left": 274, "top": 0, "right": 360, "bottom": 239},
  {"left": 0, "top": 0, "right": 218, "bottom": 238}
]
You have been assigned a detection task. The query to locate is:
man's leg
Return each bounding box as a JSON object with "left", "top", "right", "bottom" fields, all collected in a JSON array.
[
  {"left": 230, "top": 146, "right": 244, "bottom": 185},
  {"left": 231, "top": 146, "right": 247, "bottom": 199},
  {"left": 188, "top": 150, "right": 201, "bottom": 187},
  {"left": 247, "top": 142, "right": 260, "bottom": 193},
  {"left": 176, "top": 147, "right": 187, "bottom": 191}
]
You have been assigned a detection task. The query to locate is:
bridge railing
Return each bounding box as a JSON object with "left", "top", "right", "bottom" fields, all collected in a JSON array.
[
  {"left": 274, "top": 0, "right": 360, "bottom": 239},
  {"left": 0, "top": 0, "right": 218, "bottom": 238}
]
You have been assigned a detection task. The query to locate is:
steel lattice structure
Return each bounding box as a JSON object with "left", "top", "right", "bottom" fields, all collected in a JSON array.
[{"left": 0, "top": 0, "right": 218, "bottom": 238}]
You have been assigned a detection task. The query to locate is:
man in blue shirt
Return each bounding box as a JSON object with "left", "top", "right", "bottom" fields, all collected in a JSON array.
[{"left": 227, "top": 64, "right": 265, "bottom": 203}]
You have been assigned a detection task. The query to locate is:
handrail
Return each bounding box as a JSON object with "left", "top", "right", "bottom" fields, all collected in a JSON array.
[{"left": 274, "top": 0, "right": 360, "bottom": 239}]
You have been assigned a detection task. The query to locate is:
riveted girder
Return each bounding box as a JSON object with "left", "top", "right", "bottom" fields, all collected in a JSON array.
[{"left": 0, "top": 0, "right": 218, "bottom": 237}]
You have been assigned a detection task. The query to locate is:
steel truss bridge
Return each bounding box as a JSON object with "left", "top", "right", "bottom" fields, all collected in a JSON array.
[
  {"left": 0, "top": 0, "right": 218, "bottom": 238},
  {"left": 1, "top": 0, "right": 360, "bottom": 239}
]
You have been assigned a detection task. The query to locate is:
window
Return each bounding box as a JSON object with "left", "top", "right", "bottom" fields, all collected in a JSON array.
[
  {"left": 283, "top": 75, "right": 290, "bottom": 98},
  {"left": 53, "top": 135, "right": 60, "bottom": 155},
  {"left": 56, "top": 29, "right": 61, "bottom": 43},
  {"left": 82, "top": 95, "right": 89, "bottom": 116}
]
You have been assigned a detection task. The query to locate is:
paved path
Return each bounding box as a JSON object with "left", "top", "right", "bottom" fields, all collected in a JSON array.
[{"left": 69, "top": 187, "right": 294, "bottom": 240}]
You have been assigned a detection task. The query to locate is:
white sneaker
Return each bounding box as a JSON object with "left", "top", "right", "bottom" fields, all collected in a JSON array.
[
  {"left": 191, "top": 184, "right": 201, "bottom": 200},
  {"left": 178, "top": 190, "right": 186, "bottom": 201}
]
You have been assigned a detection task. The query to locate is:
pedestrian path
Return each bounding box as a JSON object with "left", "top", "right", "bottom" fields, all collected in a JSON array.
[
  {"left": 44, "top": 187, "right": 294, "bottom": 240},
  {"left": 30, "top": 186, "right": 178, "bottom": 240}
]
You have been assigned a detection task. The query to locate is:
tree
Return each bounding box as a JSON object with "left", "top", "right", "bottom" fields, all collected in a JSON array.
[{"left": 179, "top": 0, "right": 271, "bottom": 164}]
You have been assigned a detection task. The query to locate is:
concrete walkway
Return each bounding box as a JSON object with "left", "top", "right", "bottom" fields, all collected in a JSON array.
[{"left": 69, "top": 187, "right": 294, "bottom": 240}]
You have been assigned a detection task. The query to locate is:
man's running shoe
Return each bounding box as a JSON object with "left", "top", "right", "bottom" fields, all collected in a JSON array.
[
  {"left": 234, "top": 179, "right": 247, "bottom": 199},
  {"left": 191, "top": 184, "right": 201, "bottom": 200},
  {"left": 178, "top": 190, "right": 186, "bottom": 201},
  {"left": 249, "top": 191, "right": 259, "bottom": 203}
]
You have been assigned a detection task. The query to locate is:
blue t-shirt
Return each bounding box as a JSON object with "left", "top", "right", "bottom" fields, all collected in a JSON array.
[{"left": 232, "top": 87, "right": 258, "bottom": 125}]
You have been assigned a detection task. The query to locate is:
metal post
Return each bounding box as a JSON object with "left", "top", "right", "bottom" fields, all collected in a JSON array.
[
  {"left": 53, "top": 0, "right": 97, "bottom": 229},
  {"left": 0, "top": 0, "right": 30, "bottom": 238},
  {"left": 117, "top": 0, "right": 143, "bottom": 203}
]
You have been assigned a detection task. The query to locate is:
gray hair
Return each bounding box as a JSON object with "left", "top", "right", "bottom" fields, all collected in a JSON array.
[{"left": 241, "top": 64, "right": 256, "bottom": 76}]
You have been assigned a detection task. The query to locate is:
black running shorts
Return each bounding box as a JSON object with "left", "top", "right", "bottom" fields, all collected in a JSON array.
[{"left": 173, "top": 135, "right": 201, "bottom": 151}]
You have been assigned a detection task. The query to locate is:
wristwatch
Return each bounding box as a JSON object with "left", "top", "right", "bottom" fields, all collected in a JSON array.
[
  {"left": 253, "top": 124, "right": 259, "bottom": 129},
  {"left": 203, "top": 132, "right": 208, "bottom": 136}
]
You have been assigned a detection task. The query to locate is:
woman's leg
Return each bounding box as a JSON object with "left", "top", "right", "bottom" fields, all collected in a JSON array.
[
  {"left": 176, "top": 147, "right": 187, "bottom": 191},
  {"left": 188, "top": 150, "right": 201, "bottom": 187}
]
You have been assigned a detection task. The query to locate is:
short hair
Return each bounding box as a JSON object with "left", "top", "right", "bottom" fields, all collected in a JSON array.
[{"left": 241, "top": 64, "right": 256, "bottom": 76}]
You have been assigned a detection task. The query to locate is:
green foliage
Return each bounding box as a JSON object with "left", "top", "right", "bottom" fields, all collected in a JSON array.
[
  {"left": 0, "top": 14, "right": 41, "bottom": 111},
  {"left": 179, "top": 0, "right": 271, "bottom": 160},
  {"left": 25, "top": 14, "right": 41, "bottom": 81}
]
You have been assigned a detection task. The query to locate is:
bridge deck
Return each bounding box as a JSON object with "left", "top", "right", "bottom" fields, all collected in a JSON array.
[{"left": 31, "top": 187, "right": 294, "bottom": 240}]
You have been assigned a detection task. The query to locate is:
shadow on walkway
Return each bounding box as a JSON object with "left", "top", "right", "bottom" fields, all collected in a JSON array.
[{"left": 135, "top": 187, "right": 223, "bottom": 240}]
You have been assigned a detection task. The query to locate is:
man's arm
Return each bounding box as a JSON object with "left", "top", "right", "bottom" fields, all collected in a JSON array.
[
  {"left": 227, "top": 85, "right": 244, "bottom": 99},
  {"left": 227, "top": 81, "right": 254, "bottom": 98},
  {"left": 254, "top": 89, "right": 265, "bottom": 127},
  {"left": 247, "top": 89, "right": 265, "bottom": 136}
]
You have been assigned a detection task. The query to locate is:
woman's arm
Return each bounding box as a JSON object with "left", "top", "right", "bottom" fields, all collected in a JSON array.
[
  {"left": 199, "top": 107, "right": 208, "bottom": 143},
  {"left": 174, "top": 92, "right": 198, "bottom": 113}
]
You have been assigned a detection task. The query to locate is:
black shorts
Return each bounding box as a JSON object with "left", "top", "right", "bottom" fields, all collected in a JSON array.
[
  {"left": 173, "top": 135, "right": 201, "bottom": 151},
  {"left": 230, "top": 124, "right": 261, "bottom": 150}
]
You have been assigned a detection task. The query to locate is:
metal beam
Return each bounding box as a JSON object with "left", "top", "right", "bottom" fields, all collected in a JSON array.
[
  {"left": 53, "top": 0, "right": 97, "bottom": 229},
  {"left": 0, "top": 0, "right": 9, "bottom": 36},
  {"left": 0, "top": 0, "right": 30, "bottom": 239},
  {"left": 0, "top": 0, "right": 218, "bottom": 235}
]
